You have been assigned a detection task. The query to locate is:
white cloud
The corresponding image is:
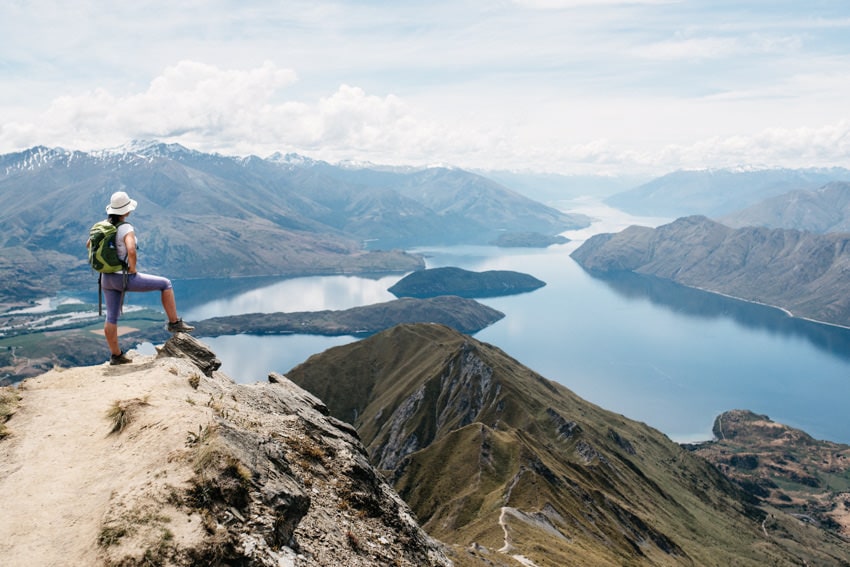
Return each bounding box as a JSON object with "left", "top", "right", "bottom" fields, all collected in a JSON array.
[
  {"left": 0, "top": 61, "right": 484, "bottom": 165},
  {"left": 2, "top": 61, "right": 298, "bottom": 152},
  {"left": 2, "top": 57, "right": 850, "bottom": 176},
  {"left": 2, "top": 2, "right": 850, "bottom": 175}
]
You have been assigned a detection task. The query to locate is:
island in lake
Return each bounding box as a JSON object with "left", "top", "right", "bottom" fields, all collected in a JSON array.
[
  {"left": 388, "top": 266, "right": 546, "bottom": 299},
  {"left": 188, "top": 295, "right": 504, "bottom": 337},
  {"left": 490, "top": 231, "right": 569, "bottom": 248}
]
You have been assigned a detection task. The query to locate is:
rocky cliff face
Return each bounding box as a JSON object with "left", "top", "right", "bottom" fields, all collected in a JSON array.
[
  {"left": 570, "top": 215, "right": 850, "bottom": 327},
  {"left": 0, "top": 334, "right": 450, "bottom": 566}
]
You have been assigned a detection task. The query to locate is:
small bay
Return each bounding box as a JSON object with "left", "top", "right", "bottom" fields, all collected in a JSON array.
[{"left": 140, "top": 200, "right": 850, "bottom": 444}]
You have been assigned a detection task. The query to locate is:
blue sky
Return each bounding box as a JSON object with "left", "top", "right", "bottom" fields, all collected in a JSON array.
[{"left": 2, "top": 0, "right": 849, "bottom": 174}]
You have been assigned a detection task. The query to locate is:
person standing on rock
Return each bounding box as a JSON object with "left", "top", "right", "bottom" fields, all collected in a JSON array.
[{"left": 88, "top": 191, "right": 195, "bottom": 365}]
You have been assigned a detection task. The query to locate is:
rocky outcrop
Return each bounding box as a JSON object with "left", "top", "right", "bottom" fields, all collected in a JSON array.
[
  {"left": 156, "top": 332, "right": 222, "bottom": 376},
  {"left": 688, "top": 410, "right": 850, "bottom": 537},
  {"left": 571, "top": 215, "right": 850, "bottom": 327},
  {"left": 0, "top": 334, "right": 451, "bottom": 567}
]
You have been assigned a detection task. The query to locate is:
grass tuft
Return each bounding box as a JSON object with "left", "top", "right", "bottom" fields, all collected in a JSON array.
[
  {"left": 0, "top": 386, "right": 20, "bottom": 419},
  {"left": 346, "top": 529, "right": 361, "bottom": 551},
  {"left": 106, "top": 397, "right": 149, "bottom": 434},
  {"left": 0, "top": 387, "right": 21, "bottom": 439},
  {"left": 98, "top": 525, "right": 128, "bottom": 548}
]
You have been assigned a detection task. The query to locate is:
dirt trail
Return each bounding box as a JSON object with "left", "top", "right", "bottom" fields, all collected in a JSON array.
[{"left": 0, "top": 355, "right": 209, "bottom": 566}]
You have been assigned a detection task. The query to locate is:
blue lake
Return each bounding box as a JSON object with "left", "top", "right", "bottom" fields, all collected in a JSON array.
[{"left": 137, "top": 200, "right": 850, "bottom": 444}]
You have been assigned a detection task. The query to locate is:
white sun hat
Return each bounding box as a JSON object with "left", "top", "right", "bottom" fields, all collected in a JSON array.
[{"left": 105, "top": 191, "right": 138, "bottom": 215}]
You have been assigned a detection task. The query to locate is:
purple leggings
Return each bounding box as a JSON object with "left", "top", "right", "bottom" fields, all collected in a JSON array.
[{"left": 101, "top": 272, "right": 173, "bottom": 324}]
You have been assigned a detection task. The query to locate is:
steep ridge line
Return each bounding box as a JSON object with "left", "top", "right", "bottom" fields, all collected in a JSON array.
[{"left": 286, "top": 322, "right": 850, "bottom": 566}]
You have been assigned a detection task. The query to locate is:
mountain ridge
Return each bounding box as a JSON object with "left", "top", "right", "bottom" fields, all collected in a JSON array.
[
  {"left": 286, "top": 322, "right": 850, "bottom": 566},
  {"left": 570, "top": 215, "right": 850, "bottom": 328},
  {"left": 721, "top": 181, "right": 850, "bottom": 233},
  {"left": 0, "top": 142, "right": 587, "bottom": 303},
  {"left": 606, "top": 167, "right": 850, "bottom": 218}
]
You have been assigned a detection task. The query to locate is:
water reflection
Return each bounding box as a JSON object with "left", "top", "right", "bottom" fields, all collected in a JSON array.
[
  {"left": 200, "top": 334, "right": 358, "bottom": 382},
  {"left": 585, "top": 270, "right": 850, "bottom": 363},
  {"left": 183, "top": 274, "right": 402, "bottom": 320}
]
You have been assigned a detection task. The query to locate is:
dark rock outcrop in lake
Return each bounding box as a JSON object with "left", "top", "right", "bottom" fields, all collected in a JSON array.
[
  {"left": 570, "top": 215, "right": 850, "bottom": 327},
  {"left": 721, "top": 181, "right": 850, "bottom": 233},
  {"left": 388, "top": 266, "right": 545, "bottom": 298},
  {"left": 193, "top": 295, "right": 504, "bottom": 337}
]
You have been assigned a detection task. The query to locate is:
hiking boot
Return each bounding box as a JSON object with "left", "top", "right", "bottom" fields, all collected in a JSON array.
[
  {"left": 167, "top": 319, "right": 195, "bottom": 333},
  {"left": 110, "top": 351, "right": 132, "bottom": 365}
]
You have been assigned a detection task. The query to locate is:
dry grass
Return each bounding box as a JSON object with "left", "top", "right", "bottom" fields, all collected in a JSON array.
[
  {"left": 289, "top": 433, "right": 327, "bottom": 463},
  {"left": 0, "top": 386, "right": 21, "bottom": 439},
  {"left": 105, "top": 397, "right": 149, "bottom": 435},
  {"left": 0, "top": 386, "right": 20, "bottom": 419},
  {"left": 345, "top": 529, "right": 361, "bottom": 552},
  {"left": 98, "top": 501, "right": 177, "bottom": 567}
]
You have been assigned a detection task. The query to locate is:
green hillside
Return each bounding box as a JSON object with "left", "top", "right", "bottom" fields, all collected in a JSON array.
[{"left": 287, "top": 323, "right": 850, "bottom": 566}]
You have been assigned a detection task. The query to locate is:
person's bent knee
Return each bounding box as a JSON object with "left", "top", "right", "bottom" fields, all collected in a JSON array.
[{"left": 125, "top": 272, "right": 172, "bottom": 293}]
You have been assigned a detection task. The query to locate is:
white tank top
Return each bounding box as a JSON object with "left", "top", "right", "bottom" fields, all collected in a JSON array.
[{"left": 115, "top": 223, "right": 135, "bottom": 262}]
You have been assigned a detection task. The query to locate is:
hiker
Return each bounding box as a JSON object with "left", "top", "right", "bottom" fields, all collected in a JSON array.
[{"left": 88, "top": 191, "right": 194, "bottom": 365}]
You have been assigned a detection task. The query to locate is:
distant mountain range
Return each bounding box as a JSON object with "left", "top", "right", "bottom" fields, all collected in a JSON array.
[
  {"left": 479, "top": 169, "right": 647, "bottom": 201},
  {"left": 721, "top": 181, "right": 850, "bottom": 233},
  {"left": 606, "top": 167, "right": 850, "bottom": 218},
  {"left": 286, "top": 323, "right": 850, "bottom": 566},
  {"left": 570, "top": 215, "right": 850, "bottom": 327},
  {"left": 0, "top": 142, "right": 588, "bottom": 302}
]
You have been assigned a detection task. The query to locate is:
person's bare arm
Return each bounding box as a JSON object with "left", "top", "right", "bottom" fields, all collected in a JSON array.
[{"left": 124, "top": 231, "right": 138, "bottom": 274}]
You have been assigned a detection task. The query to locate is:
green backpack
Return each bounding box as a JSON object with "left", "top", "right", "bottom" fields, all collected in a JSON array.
[{"left": 88, "top": 220, "right": 127, "bottom": 273}]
